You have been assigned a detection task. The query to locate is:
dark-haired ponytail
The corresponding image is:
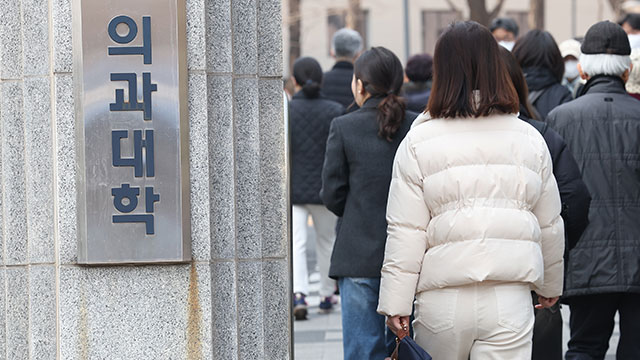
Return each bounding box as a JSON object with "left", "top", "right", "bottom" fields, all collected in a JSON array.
[
  {"left": 353, "top": 47, "right": 407, "bottom": 141},
  {"left": 302, "top": 79, "right": 321, "bottom": 98},
  {"left": 293, "top": 57, "right": 324, "bottom": 99},
  {"left": 377, "top": 93, "right": 406, "bottom": 141}
]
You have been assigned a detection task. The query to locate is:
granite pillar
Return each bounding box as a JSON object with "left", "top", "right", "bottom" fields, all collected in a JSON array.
[{"left": 0, "top": 0, "right": 289, "bottom": 358}]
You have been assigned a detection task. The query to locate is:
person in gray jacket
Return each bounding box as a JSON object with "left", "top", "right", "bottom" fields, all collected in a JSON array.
[{"left": 546, "top": 21, "right": 640, "bottom": 360}]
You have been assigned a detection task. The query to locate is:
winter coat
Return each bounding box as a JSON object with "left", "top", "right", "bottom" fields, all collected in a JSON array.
[
  {"left": 523, "top": 66, "right": 573, "bottom": 120},
  {"left": 402, "top": 81, "right": 431, "bottom": 113},
  {"left": 289, "top": 92, "right": 345, "bottom": 204},
  {"left": 519, "top": 108, "right": 591, "bottom": 252},
  {"left": 322, "top": 61, "right": 356, "bottom": 109},
  {"left": 320, "top": 97, "right": 416, "bottom": 278},
  {"left": 377, "top": 112, "right": 565, "bottom": 317},
  {"left": 547, "top": 75, "right": 640, "bottom": 298}
]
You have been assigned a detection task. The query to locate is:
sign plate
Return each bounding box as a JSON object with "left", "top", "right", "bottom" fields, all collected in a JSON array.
[{"left": 74, "top": 0, "right": 190, "bottom": 263}]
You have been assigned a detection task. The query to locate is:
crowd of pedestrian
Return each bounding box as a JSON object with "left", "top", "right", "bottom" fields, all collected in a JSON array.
[{"left": 288, "top": 14, "right": 640, "bottom": 360}]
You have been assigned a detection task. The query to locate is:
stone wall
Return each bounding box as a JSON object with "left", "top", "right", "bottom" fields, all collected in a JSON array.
[{"left": 0, "top": 0, "right": 288, "bottom": 358}]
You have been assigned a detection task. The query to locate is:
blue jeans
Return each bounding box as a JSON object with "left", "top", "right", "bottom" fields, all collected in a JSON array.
[{"left": 339, "top": 277, "right": 396, "bottom": 360}]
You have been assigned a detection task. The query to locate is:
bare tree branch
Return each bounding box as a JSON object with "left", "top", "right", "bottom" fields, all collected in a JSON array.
[
  {"left": 608, "top": 0, "right": 626, "bottom": 18},
  {"left": 444, "top": 0, "right": 460, "bottom": 12},
  {"left": 489, "top": 0, "right": 506, "bottom": 19}
]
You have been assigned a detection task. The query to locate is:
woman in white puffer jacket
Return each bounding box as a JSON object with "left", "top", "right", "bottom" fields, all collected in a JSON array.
[{"left": 377, "top": 21, "right": 565, "bottom": 360}]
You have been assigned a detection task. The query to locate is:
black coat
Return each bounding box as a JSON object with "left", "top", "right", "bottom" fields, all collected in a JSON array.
[
  {"left": 321, "top": 97, "right": 416, "bottom": 278},
  {"left": 402, "top": 81, "right": 431, "bottom": 113},
  {"left": 520, "top": 109, "right": 591, "bottom": 254},
  {"left": 322, "top": 61, "right": 356, "bottom": 109},
  {"left": 523, "top": 66, "right": 573, "bottom": 120},
  {"left": 289, "top": 92, "right": 344, "bottom": 204},
  {"left": 547, "top": 75, "right": 640, "bottom": 298}
]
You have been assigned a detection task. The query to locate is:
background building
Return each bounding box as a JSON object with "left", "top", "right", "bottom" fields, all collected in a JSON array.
[{"left": 283, "top": 0, "right": 619, "bottom": 73}]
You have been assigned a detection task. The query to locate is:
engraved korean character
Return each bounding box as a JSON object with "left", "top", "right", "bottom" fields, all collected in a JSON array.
[
  {"left": 112, "top": 129, "right": 154, "bottom": 177},
  {"left": 108, "top": 15, "right": 152, "bottom": 64},
  {"left": 110, "top": 72, "right": 157, "bottom": 120},
  {"left": 112, "top": 184, "right": 160, "bottom": 235}
]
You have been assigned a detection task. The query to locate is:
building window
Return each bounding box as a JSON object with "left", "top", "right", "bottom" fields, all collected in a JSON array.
[
  {"left": 421, "top": 10, "right": 462, "bottom": 55},
  {"left": 327, "top": 8, "right": 369, "bottom": 56}
]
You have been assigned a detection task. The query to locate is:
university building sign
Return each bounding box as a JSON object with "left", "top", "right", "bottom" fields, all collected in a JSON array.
[{"left": 74, "top": 0, "right": 190, "bottom": 263}]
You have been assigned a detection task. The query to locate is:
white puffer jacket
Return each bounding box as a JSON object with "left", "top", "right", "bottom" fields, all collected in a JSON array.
[{"left": 377, "top": 112, "right": 565, "bottom": 317}]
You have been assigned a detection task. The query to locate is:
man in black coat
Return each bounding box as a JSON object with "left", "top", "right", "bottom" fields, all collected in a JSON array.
[
  {"left": 520, "top": 108, "right": 591, "bottom": 360},
  {"left": 546, "top": 21, "right": 640, "bottom": 360},
  {"left": 322, "top": 28, "right": 363, "bottom": 109}
]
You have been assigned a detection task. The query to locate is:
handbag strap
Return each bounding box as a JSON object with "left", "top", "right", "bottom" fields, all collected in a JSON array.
[{"left": 391, "top": 319, "right": 411, "bottom": 359}]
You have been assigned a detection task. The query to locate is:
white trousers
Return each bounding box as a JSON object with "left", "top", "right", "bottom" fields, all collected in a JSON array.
[
  {"left": 292, "top": 204, "right": 337, "bottom": 297},
  {"left": 414, "top": 282, "right": 534, "bottom": 360}
]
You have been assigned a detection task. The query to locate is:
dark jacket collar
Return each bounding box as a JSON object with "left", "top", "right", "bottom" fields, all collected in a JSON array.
[
  {"left": 578, "top": 75, "right": 628, "bottom": 97},
  {"left": 523, "top": 66, "right": 559, "bottom": 91},
  {"left": 332, "top": 61, "right": 354, "bottom": 70},
  {"left": 292, "top": 90, "right": 326, "bottom": 100},
  {"left": 361, "top": 96, "right": 384, "bottom": 109},
  {"left": 519, "top": 104, "right": 532, "bottom": 119},
  {"left": 402, "top": 80, "right": 432, "bottom": 94}
]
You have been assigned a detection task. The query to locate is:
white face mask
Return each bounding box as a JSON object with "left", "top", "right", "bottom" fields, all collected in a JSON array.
[
  {"left": 498, "top": 41, "right": 515, "bottom": 51},
  {"left": 564, "top": 60, "right": 579, "bottom": 80},
  {"left": 628, "top": 34, "right": 640, "bottom": 49}
]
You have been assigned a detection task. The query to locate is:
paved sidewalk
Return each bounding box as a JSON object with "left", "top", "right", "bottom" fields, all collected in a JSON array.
[{"left": 293, "top": 271, "right": 343, "bottom": 360}]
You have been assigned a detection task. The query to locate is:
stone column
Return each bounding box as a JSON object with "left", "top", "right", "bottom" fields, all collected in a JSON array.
[{"left": 0, "top": 0, "right": 289, "bottom": 358}]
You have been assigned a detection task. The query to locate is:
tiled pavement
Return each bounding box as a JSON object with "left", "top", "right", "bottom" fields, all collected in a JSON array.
[
  {"left": 293, "top": 225, "right": 619, "bottom": 360},
  {"left": 293, "top": 271, "right": 344, "bottom": 360}
]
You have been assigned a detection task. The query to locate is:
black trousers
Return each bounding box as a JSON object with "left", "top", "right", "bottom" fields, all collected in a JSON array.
[
  {"left": 566, "top": 293, "right": 640, "bottom": 360},
  {"left": 532, "top": 292, "right": 563, "bottom": 360}
]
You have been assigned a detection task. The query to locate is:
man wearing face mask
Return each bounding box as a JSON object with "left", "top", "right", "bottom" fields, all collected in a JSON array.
[
  {"left": 620, "top": 13, "right": 640, "bottom": 49},
  {"left": 490, "top": 17, "right": 519, "bottom": 51},
  {"left": 560, "top": 39, "right": 583, "bottom": 98}
]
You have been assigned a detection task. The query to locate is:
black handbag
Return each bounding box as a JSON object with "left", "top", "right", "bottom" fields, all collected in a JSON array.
[{"left": 390, "top": 323, "right": 432, "bottom": 360}]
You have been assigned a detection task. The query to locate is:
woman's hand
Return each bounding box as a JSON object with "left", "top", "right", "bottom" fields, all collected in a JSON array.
[
  {"left": 535, "top": 295, "right": 559, "bottom": 309},
  {"left": 386, "top": 315, "right": 410, "bottom": 337}
]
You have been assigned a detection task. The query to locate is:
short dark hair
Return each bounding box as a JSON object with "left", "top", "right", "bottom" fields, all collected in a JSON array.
[
  {"left": 293, "top": 57, "right": 323, "bottom": 98},
  {"left": 620, "top": 13, "right": 640, "bottom": 30},
  {"left": 427, "top": 21, "right": 519, "bottom": 119},
  {"left": 499, "top": 47, "right": 539, "bottom": 120},
  {"left": 405, "top": 54, "right": 433, "bottom": 82},
  {"left": 354, "top": 47, "right": 406, "bottom": 141},
  {"left": 512, "top": 30, "right": 565, "bottom": 82},
  {"left": 490, "top": 17, "right": 519, "bottom": 37}
]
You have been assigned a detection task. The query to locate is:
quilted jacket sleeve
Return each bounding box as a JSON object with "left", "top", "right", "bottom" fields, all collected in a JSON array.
[
  {"left": 377, "top": 136, "right": 431, "bottom": 317},
  {"left": 532, "top": 145, "right": 566, "bottom": 298},
  {"left": 320, "top": 119, "right": 349, "bottom": 217},
  {"left": 544, "top": 127, "right": 590, "bottom": 252}
]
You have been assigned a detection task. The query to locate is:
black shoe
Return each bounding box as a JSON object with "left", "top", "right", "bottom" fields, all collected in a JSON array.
[{"left": 293, "top": 292, "right": 308, "bottom": 320}]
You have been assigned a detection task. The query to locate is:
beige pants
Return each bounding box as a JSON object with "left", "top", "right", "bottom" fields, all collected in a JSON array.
[
  {"left": 292, "top": 204, "right": 337, "bottom": 297},
  {"left": 414, "top": 282, "right": 534, "bottom": 360}
]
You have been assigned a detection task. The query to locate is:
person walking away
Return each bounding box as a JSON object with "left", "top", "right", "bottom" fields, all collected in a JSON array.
[
  {"left": 559, "top": 39, "right": 583, "bottom": 98},
  {"left": 546, "top": 21, "right": 640, "bottom": 360},
  {"left": 500, "top": 46, "right": 591, "bottom": 360},
  {"left": 626, "top": 49, "right": 640, "bottom": 100},
  {"left": 402, "top": 54, "right": 433, "bottom": 113},
  {"left": 490, "top": 17, "right": 519, "bottom": 51},
  {"left": 321, "top": 47, "right": 417, "bottom": 359},
  {"left": 378, "top": 21, "right": 564, "bottom": 360},
  {"left": 620, "top": 13, "right": 640, "bottom": 49},
  {"left": 289, "top": 57, "right": 345, "bottom": 320},
  {"left": 323, "top": 28, "right": 363, "bottom": 109},
  {"left": 513, "top": 30, "right": 572, "bottom": 120}
]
